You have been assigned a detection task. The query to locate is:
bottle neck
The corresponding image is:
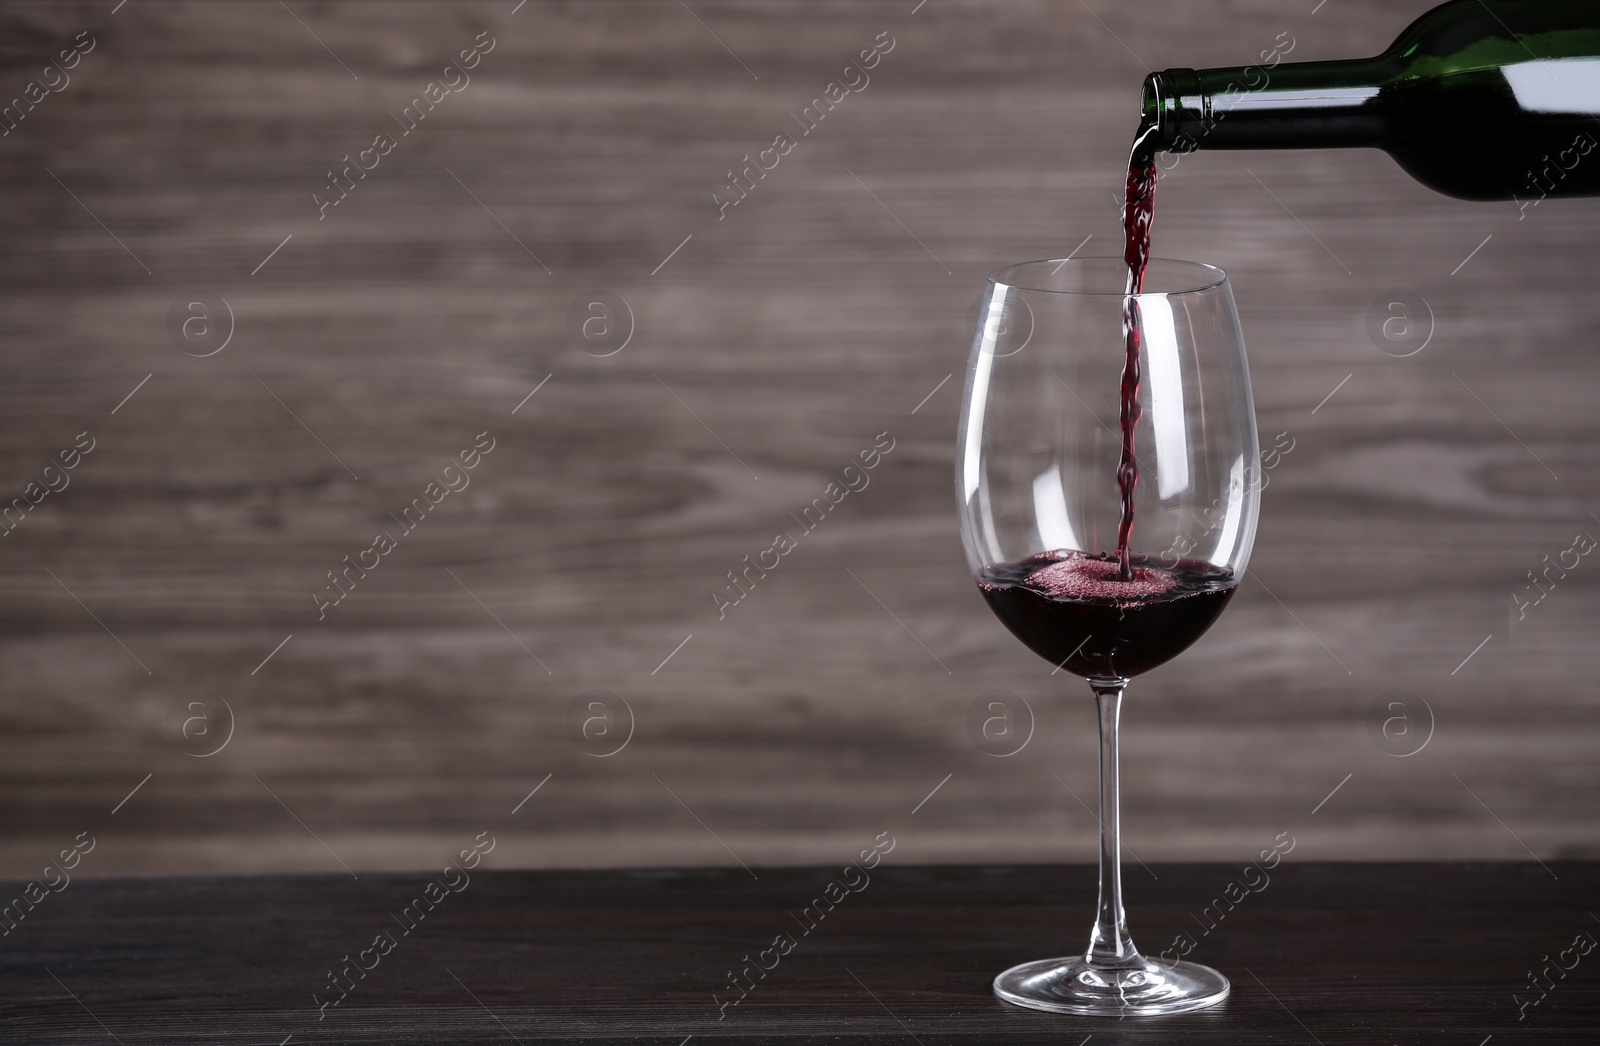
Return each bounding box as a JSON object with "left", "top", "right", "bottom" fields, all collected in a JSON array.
[{"left": 1144, "top": 58, "right": 1391, "bottom": 152}]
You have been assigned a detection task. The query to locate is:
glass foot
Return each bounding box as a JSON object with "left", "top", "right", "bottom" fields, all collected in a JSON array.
[{"left": 993, "top": 955, "right": 1229, "bottom": 1016}]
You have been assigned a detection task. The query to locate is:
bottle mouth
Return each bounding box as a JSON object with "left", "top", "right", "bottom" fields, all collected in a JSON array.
[
  {"left": 1140, "top": 72, "right": 1165, "bottom": 139},
  {"left": 1141, "top": 69, "right": 1203, "bottom": 152}
]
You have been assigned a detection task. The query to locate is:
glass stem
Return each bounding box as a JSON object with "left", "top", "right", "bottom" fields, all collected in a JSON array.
[{"left": 1086, "top": 678, "right": 1139, "bottom": 966}]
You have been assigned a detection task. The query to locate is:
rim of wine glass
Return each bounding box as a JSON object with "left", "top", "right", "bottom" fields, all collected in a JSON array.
[{"left": 989, "top": 256, "right": 1228, "bottom": 297}]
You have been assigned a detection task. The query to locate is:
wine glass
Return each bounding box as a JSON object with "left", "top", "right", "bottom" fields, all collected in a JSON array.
[{"left": 957, "top": 257, "right": 1259, "bottom": 1015}]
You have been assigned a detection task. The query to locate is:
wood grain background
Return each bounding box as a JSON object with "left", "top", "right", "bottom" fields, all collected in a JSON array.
[{"left": 0, "top": 0, "right": 1595, "bottom": 878}]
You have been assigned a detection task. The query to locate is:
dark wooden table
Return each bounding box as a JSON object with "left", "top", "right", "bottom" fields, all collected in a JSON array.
[{"left": 3, "top": 861, "right": 1595, "bottom": 1043}]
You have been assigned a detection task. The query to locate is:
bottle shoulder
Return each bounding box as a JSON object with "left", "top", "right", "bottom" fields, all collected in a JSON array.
[{"left": 1382, "top": 0, "right": 1600, "bottom": 85}]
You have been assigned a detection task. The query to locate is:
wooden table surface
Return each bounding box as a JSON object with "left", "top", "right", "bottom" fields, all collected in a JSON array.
[{"left": 3, "top": 860, "right": 1596, "bottom": 1044}]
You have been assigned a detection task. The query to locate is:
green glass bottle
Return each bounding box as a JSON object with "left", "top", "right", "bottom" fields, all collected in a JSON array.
[{"left": 1142, "top": 0, "right": 1600, "bottom": 201}]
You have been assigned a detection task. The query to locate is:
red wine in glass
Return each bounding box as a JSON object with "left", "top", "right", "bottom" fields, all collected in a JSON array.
[
  {"left": 958, "top": 251, "right": 1257, "bottom": 1016},
  {"left": 978, "top": 551, "right": 1236, "bottom": 679}
]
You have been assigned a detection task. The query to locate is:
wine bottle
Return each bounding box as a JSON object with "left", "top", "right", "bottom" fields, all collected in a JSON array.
[{"left": 1141, "top": 0, "right": 1600, "bottom": 201}]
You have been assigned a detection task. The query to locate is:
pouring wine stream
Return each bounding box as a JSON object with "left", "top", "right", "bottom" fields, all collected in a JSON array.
[{"left": 1116, "top": 116, "right": 1160, "bottom": 581}]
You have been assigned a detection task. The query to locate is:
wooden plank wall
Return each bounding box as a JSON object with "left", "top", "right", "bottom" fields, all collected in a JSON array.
[{"left": 0, "top": 0, "right": 1595, "bottom": 878}]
